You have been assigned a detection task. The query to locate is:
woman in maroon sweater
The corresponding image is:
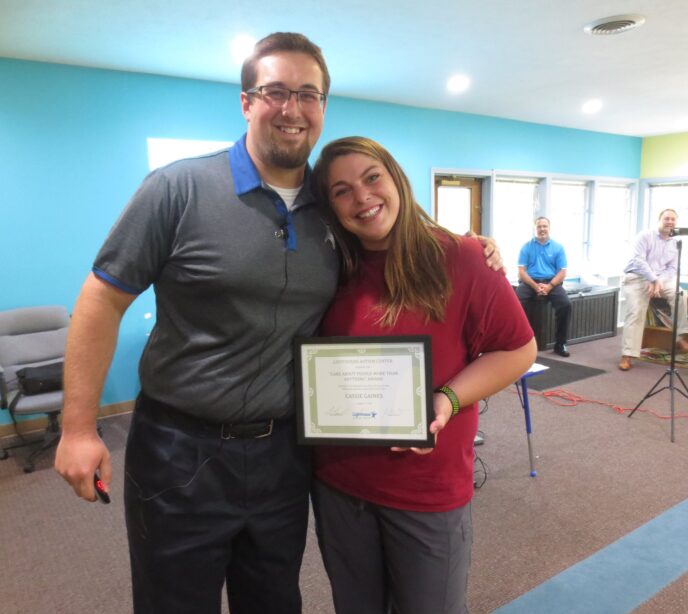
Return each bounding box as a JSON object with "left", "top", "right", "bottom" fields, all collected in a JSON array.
[{"left": 310, "top": 136, "right": 536, "bottom": 614}]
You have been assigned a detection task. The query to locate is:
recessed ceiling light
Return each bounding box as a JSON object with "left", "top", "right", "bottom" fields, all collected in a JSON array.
[
  {"left": 583, "top": 14, "right": 646, "bottom": 36},
  {"left": 447, "top": 74, "right": 471, "bottom": 94},
  {"left": 230, "top": 34, "right": 257, "bottom": 65},
  {"left": 582, "top": 99, "right": 603, "bottom": 114}
]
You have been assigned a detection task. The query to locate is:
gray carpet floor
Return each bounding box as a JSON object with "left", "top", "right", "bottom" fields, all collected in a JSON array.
[{"left": 2, "top": 332, "right": 688, "bottom": 613}]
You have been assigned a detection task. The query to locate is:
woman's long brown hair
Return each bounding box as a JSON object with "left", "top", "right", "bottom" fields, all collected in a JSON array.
[{"left": 312, "top": 136, "right": 458, "bottom": 326}]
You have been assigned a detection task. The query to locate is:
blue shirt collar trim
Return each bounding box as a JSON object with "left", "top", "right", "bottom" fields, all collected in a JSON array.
[
  {"left": 228, "top": 134, "right": 314, "bottom": 203},
  {"left": 229, "top": 134, "right": 262, "bottom": 195}
]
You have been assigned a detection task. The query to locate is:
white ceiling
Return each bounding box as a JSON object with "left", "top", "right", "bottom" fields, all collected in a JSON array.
[{"left": 2, "top": 0, "right": 687, "bottom": 137}]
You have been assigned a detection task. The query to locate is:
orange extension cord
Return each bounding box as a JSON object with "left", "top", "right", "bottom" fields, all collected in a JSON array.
[{"left": 519, "top": 387, "right": 688, "bottom": 420}]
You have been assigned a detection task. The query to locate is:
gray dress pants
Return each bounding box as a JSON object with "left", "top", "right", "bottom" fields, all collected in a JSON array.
[{"left": 312, "top": 479, "right": 473, "bottom": 614}]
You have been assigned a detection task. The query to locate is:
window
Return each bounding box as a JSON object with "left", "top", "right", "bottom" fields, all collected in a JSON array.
[
  {"left": 434, "top": 176, "right": 483, "bottom": 235},
  {"left": 589, "top": 183, "right": 634, "bottom": 278},
  {"left": 549, "top": 181, "right": 588, "bottom": 278},
  {"left": 433, "top": 168, "right": 637, "bottom": 287},
  {"left": 492, "top": 178, "right": 539, "bottom": 280},
  {"left": 648, "top": 183, "right": 688, "bottom": 224},
  {"left": 437, "top": 185, "right": 471, "bottom": 234},
  {"left": 647, "top": 182, "right": 688, "bottom": 274},
  {"left": 146, "top": 138, "right": 233, "bottom": 171}
]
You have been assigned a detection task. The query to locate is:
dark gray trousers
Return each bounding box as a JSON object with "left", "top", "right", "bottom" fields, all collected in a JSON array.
[
  {"left": 124, "top": 394, "right": 311, "bottom": 614},
  {"left": 516, "top": 280, "right": 572, "bottom": 346},
  {"left": 312, "top": 479, "right": 473, "bottom": 614}
]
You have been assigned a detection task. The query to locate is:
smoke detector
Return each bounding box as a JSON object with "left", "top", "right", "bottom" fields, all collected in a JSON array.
[{"left": 584, "top": 14, "right": 646, "bottom": 35}]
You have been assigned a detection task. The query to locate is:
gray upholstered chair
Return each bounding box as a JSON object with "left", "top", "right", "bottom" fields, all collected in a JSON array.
[{"left": 0, "top": 306, "right": 70, "bottom": 473}]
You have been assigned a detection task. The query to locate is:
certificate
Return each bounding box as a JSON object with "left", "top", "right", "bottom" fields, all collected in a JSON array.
[{"left": 294, "top": 336, "right": 434, "bottom": 447}]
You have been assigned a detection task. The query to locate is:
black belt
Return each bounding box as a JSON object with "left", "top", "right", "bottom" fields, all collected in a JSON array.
[{"left": 138, "top": 393, "right": 276, "bottom": 440}]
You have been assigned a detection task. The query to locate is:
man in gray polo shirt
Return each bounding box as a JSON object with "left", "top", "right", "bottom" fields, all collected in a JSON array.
[
  {"left": 56, "top": 32, "right": 338, "bottom": 614},
  {"left": 55, "top": 32, "right": 502, "bottom": 614}
]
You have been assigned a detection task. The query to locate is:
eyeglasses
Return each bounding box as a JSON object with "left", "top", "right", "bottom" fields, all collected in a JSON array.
[{"left": 246, "top": 85, "right": 327, "bottom": 110}]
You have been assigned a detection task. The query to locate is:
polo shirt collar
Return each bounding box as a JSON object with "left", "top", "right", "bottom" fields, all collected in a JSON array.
[
  {"left": 229, "top": 134, "right": 262, "bottom": 195},
  {"left": 228, "top": 133, "right": 314, "bottom": 205}
]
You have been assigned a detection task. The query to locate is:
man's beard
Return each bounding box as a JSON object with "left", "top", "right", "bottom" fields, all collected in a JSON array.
[{"left": 264, "top": 138, "right": 312, "bottom": 170}]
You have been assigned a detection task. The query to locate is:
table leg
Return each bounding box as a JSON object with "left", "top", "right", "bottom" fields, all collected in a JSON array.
[{"left": 518, "top": 378, "right": 537, "bottom": 477}]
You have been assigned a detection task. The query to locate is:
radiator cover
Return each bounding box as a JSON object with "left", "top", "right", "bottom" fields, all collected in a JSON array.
[{"left": 521, "top": 287, "right": 619, "bottom": 350}]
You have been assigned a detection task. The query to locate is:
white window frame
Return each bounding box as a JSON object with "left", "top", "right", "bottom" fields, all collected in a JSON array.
[
  {"left": 638, "top": 177, "right": 688, "bottom": 231},
  {"left": 430, "top": 167, "right": 639, "bottom": 285}
]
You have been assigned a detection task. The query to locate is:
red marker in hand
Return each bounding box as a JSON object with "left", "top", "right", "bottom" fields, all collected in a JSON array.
[{"left": 94, "top": 473, "right": 111, "bottom": 504}]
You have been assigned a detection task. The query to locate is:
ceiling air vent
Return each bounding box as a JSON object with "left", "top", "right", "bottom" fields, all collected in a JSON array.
[{"left": 583, "top": 14, "right": 646, "bottom": 36}]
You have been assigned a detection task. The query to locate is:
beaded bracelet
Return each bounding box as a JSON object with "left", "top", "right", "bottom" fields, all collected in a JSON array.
[{"left": 435, "top": 385, "right": 460, "bottom": 416}]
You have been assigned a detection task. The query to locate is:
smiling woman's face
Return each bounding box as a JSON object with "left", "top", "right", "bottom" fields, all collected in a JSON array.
[{"left": 327, "top": 153, "right": 400, "bottom": 251}]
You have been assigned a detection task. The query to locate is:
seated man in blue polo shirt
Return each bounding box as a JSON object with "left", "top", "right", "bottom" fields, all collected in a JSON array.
[{"left": 516, "top": 216, "right": 572, "bottom": 357}]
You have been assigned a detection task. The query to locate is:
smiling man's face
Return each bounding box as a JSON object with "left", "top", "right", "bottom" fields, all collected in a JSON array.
[
  {"left": 242, "top": 51, "right": 326, "bottom": 177},
  {"left": 658, "top": 209, "right": 677, "bottom": 237},
  {"left": 534, "top": 218, "right": 550, "bottom": 243}
]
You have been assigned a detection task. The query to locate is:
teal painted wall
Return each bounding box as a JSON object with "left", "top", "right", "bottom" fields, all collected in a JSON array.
[
  {"left": 319, "top": 97, "right": 642, "bottom": 200},
  {"left": 1, "top": 58, "right": 642, "bottom": 420},
  {"left": 1, "top": 59, "right": 246, "bottom": 412}
]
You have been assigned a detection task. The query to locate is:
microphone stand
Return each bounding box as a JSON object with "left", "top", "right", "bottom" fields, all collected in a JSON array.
[{"left": 628, "top": 236, "right": 688, "bottom": 442}]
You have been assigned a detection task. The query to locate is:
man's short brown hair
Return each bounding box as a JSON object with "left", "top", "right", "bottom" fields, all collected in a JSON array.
[{"left": 241, "top": 32, "right": 331, "bottom": 95}]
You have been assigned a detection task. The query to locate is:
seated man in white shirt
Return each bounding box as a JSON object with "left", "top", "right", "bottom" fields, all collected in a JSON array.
[{"left": 619, "top": 208, "right": 688, "bottom": 371}]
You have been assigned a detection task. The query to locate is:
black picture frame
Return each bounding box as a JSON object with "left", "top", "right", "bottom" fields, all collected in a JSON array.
[{"left": 294, "top": 335, "right": 434, "bottom": 447}]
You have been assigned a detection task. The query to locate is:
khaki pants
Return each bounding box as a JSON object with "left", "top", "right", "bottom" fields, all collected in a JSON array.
[{"left": 621, "top": 273, "right": 688, "bottom": 357}]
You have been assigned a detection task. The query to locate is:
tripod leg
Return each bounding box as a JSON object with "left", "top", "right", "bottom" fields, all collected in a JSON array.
[
  {"left": 671, "top": 369, "right": 688, "bottom": 397},
  {"left": 670, "top": 371, "right": 676, "bottom": 442},
  {"left": 628, "top": 369, "right": 671, "bottom": 418}
]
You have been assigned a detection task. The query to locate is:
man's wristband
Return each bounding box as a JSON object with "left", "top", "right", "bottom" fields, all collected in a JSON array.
[{"left": 435, "top": 385, "right": 460, "bottom": 416}]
